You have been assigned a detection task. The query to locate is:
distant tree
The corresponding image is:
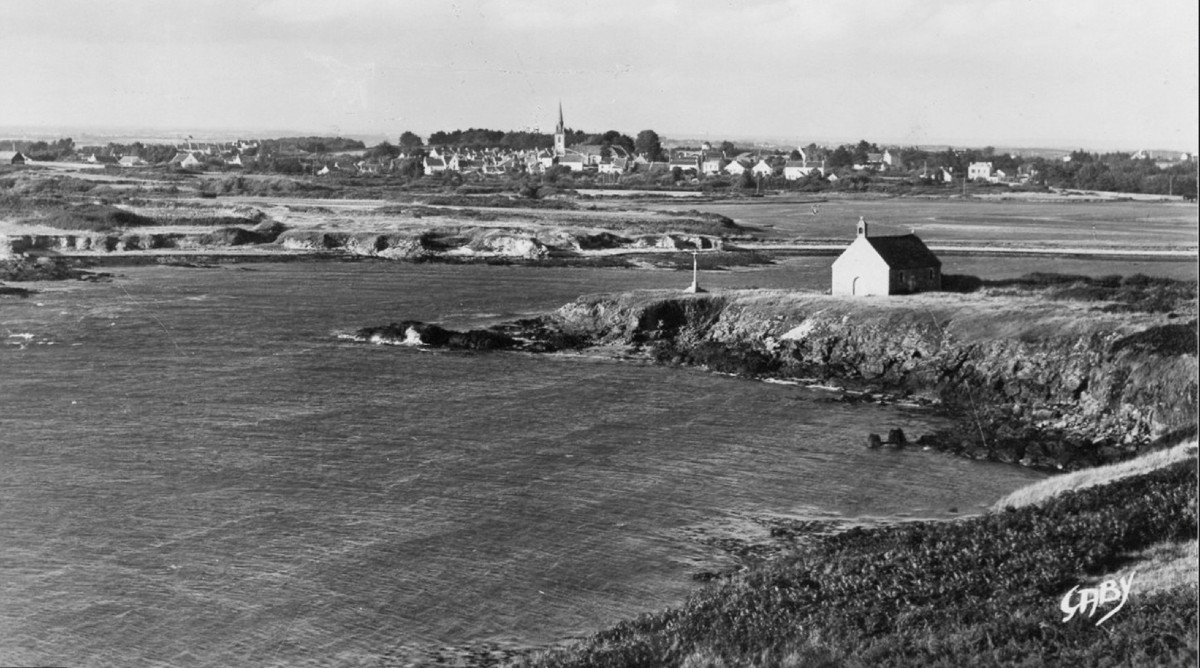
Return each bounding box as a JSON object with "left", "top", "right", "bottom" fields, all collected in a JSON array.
[
  {"left": 852, "top": 139, "right": 876, "bottom": 165},
  {"left": 1069, "top": 149, "right": 1094, "bottom": 164},
  {"left": 22, "top": 138, "right": 77, "bottom": 161},
  {"left": 635, "top": 130, "right": 664, "bottom": 161},
  {"left": 720, "top": 141, "right": 737, "bottom": 157},
  {"left": 499, "top": 131, "right": 552, "bottom": 150},
  {"left": 396, "top": 156, "right": 424, "bottom": 180},
  {"left": 827, "top": 145, "right": 855, "bottom": 170},
  {"left": 565, "top": 129, "right": 589, "bottom": 146},
  {"left": 365, "top": 141, "right": 401, "bottom": 160},
  {"left": 398, "top": 131, "right": 423, "bottom": 148},
  {"left": 542, "top": 164, "right": 571, "bottom": 184},
  {"left": 597, "top": 130, "right": 635, "bottom": 154},
  {"left": 789, "top": 149, "right": 802, "bottom": 160},
  {"left": 991, "top": 152, "right": 1019, "bottom": 173},
  {"left": 898, "top": 146, "right": 928, "bottom": 172}
]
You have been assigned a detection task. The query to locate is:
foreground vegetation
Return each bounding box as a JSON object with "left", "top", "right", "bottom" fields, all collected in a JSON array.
[{"left": 524, "top": 459, "right": 1197, "bottom": 667}]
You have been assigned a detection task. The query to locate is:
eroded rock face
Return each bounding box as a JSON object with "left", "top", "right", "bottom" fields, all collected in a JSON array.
[{"left": 467, "top": 233, "right": 549, "bottom": 259}]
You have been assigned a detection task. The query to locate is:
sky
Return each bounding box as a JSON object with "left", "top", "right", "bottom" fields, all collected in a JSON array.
[{"left": 1, "top": 0, "right": 1197, "bottom": 151}]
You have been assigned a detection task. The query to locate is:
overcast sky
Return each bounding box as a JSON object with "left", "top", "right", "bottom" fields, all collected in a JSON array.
[{"left": 2, "top": 0, "right": 1197, "bottom": 150}]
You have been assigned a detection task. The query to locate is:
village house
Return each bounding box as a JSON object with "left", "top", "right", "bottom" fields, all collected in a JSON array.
[
  {"left": 559, "top": 152, "right": 588, "bottom": 172},
  {"left": 447, "top": 153, "right": 480, "bottom": 173},
  {"left": 751, "top": 159, "right": 775, "bottom": 178},
  {"left": 967, "top": 161, "right": 993, "bottom": 181},
  {"left": 853, "top": 153, "right": 887, "bottom": 171},
  {"left": 668, "top": 155, "right": 698, "bottom": 173},
  {"left": 423, "top": 155, "right": 447, "bottom": 175},
  {"left": 723, "top": 159, "right": 749, "bottom": 176},
  {"left": 118, "top": 155, "right": 146, "bottom": 167},
  {"left": 598, "top": 156, "right": 628, "bottom": 175},
  {"left": 700, "top": 153, "right": 724, "bottom": 176},
  {"left": 0, "top": 150, "right": 29, "bottom": 165},
  {"left": 831, "top": 217, "right": 942, "bottom": 296},
  {"left": 168, "top": 151, "right": 204, "bottom": 169},
  {"left": 783, "top": 160, "right": 823, "bottom": 180}
]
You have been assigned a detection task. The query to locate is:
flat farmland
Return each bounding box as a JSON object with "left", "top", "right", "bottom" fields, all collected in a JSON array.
[{"left": 673, "top": 196, "right": 1198, "bottom": 250}]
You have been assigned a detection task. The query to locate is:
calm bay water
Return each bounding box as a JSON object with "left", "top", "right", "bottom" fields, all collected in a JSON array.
[{"left": 1, "top": 260, "right": 1046, "bottom": 666}]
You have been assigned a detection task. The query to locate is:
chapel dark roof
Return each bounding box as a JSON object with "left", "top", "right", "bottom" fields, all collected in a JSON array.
[{"left": 866, "top": 234, "right": 942, "bottom": 270}]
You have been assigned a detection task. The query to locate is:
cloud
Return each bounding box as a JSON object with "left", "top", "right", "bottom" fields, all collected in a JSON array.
[{"left": 2, "top": 0, "right": 1194, "bottom": 147}]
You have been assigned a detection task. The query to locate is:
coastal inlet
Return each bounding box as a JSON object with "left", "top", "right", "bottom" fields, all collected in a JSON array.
[{"left": 0, "top": 262, "right": 1045, "bottom": 665}]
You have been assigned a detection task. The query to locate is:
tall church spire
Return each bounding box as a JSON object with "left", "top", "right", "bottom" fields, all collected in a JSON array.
[{"left": 554, "top": 101, "right": 566, "bottom": 157}]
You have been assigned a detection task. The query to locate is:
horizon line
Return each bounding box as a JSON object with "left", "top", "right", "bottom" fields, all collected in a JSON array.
[{"left": 0, "top": 123, "right": 1193, "bottom": 156}]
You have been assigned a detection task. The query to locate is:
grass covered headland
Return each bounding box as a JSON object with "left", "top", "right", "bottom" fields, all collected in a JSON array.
[{"left": 528, "top": 457, "right": 1198, "bottom": 667}]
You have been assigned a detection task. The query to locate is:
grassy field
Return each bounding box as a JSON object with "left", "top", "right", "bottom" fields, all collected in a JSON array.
[
  {"left": 993, "top": 441, "right": 1199, "bottom": 510},
  {"left": 674, "top": 195, "right": 1199, "bottom": 249},
  {"left": 4, "top": 167, "right": 1197, "bottom": 267}
]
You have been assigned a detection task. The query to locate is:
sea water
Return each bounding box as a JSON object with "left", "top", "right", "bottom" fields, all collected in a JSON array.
[{"left": 0, "top": 260, "right": 1045, "bottom": 666}]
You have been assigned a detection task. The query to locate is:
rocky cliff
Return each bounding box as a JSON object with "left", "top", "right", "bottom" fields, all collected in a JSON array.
[
  {"left": 542, "top": 290, "right": 1198, "bottom": 469},
  {"left": 2, "top": 226, "right": 724, "bottom": 262}
]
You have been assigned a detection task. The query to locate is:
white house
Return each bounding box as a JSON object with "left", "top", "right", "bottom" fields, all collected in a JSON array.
[
  {"left": 598, "top": 157, "right": 628, "bottom": 174},
  {"left": 700, "top": 154, "right": 724, "bottom": 176},
  {"left": 169, "top": 151, "right": 203, "bottom": 169},
  {"left": 831, "top": 218, "right": 942, "bottom": 296},
  {"left": 967, "top": 162, "right": 993, "bottom": 181},
  {"left": 783, "top": 160, "right": 823, "bottom": 180},
  {"left": 668, "top": 156, "right": 698, "bottom": 173},
  {"left": 423, "top": 155, "right": 447, "bottom": 175},
  {"left": 118, "top": 156, "right": 146, "bottom": 167},
  {"left": 724, "top": 160, "right": 749, "bottom": 176},
  {"left": 751, "top": 159, "right": 775, "bottom": 178},
  {"left": 560, "top": 152, "right": 588, "bottom": 172}
]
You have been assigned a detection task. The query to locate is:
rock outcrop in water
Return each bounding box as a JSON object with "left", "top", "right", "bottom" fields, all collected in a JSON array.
[
  {"left": 351, "top": 321, "right": 518, "bottom": 351},
  {"left": 530, "top": 290, "right": 1197, "bottom": 470}
]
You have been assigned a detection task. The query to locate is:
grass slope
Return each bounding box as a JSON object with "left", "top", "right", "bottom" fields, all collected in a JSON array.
[
  {"left": 527, "top": 460, "right": 1198, "bottom": 667},
  {"left": 993, "top": 441, "right": 1198, "bottom": 510}
]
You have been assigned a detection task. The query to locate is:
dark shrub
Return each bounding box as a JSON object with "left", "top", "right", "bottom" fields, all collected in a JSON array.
[
  {"left": 39, "top": 204, "right": 155, "bottom": 231},
  {"left": 941, "top": 274, "right": 984, "bottom": 293},
  {"left": 1112, "top": 321, "right": 1198, "bottom": 356}
]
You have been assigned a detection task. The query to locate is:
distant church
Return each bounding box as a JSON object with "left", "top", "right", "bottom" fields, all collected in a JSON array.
[
  {"left": 554, "top": 103, "right": 566, "bottom": 157},
  {"left": 831, "top": 218, "right": 941, "bottom": 296}
]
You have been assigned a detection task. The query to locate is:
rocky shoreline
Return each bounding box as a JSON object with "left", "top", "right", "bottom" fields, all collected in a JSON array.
[{"left": 349, "top": 287, "right": 1198, "bottom": 473}]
